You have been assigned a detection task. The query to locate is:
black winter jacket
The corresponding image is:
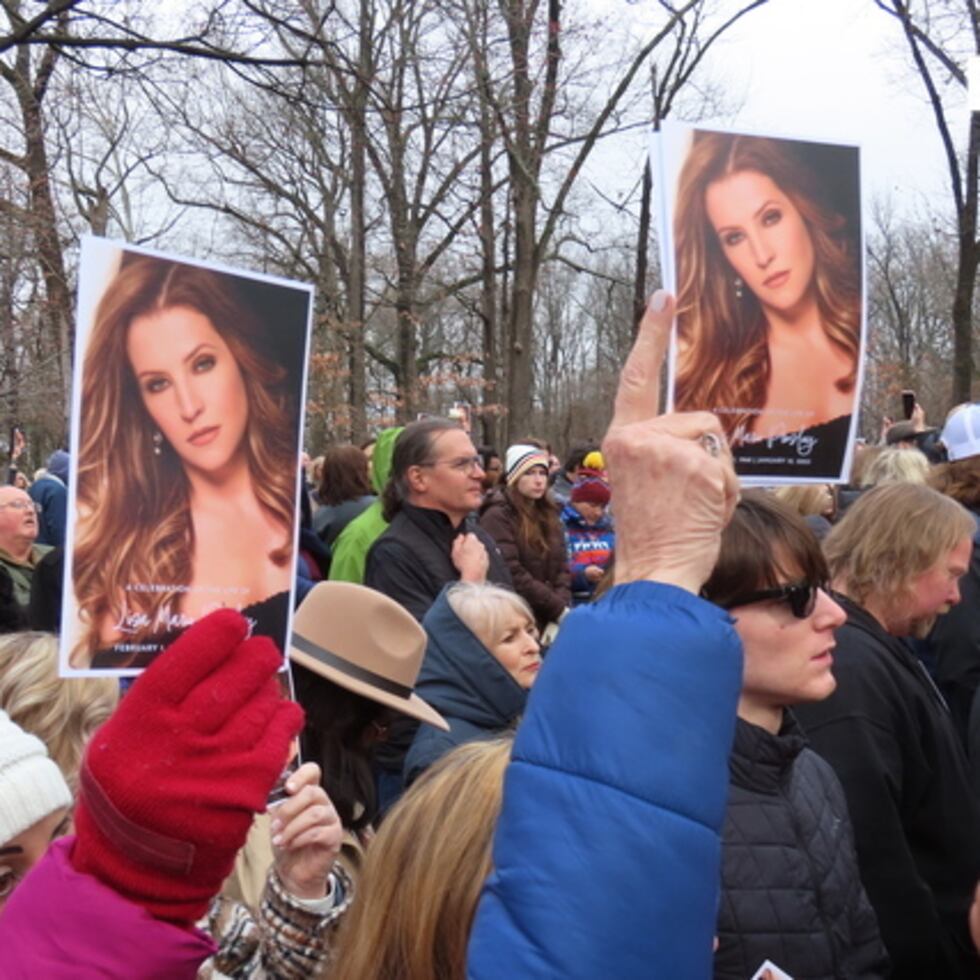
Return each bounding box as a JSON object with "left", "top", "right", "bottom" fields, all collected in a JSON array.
[
  {"left": 795, "top": 595, "right": 980, "bottom": 980},
  {"left": 930, "top": 509, "right": 980, "bottom": 755},
  {"left": 715, "top": 714, "right": 887, "bottom": 980},
  {"left": 365, "top": 503, "right": 512, "bottom": 779},
  {"left": 365, "top": 502, "right": 512, "bottom": 623}
]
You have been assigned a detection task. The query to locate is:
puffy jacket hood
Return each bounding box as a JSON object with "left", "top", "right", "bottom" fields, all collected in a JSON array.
[{"left": 418, "top": 586, "right": 528, "bottom": 729}]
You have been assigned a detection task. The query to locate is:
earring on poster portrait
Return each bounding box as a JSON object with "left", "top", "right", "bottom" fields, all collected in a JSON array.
[
  {"left": 733, "top": 276, "right": 744, "bottom": 301},
  {"left": 152, "top": 431, "right": 163, "bottom": 457}
]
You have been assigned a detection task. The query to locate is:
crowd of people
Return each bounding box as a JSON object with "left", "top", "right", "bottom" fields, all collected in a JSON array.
[{"left": 0, "top": 291, "right": 979, "bottom": 978}]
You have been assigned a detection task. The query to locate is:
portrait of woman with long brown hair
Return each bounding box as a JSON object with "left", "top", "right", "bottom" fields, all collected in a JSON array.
[
  {"left": 66, "top": 244, "right": 310, "bottom": 670},
  {"left": 666, "top": 127, "right": 863, "bottom": 481}
]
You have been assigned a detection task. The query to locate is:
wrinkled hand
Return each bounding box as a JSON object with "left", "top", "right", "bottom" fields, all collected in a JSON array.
[
  {"left": 452, "top": 531, "right": 489, "bottom": 583},
  {"left": 603, "top": 291, "right": 738, "bottom": 594},
  {"left": 272, "top": 762, "right": 343, "bottom": 901}
]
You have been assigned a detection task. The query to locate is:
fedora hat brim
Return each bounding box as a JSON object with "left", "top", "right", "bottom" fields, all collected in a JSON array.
[{"left": 290, "top": 641, "right": 449, "bottom": 733}]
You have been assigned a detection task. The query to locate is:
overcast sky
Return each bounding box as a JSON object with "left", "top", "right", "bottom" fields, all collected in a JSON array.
[{"left": 586, "top": 0, "right": 965, "bottom": 227}]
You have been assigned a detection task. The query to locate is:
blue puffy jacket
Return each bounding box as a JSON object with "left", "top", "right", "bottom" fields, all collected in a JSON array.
[{"left": 467, "top": 581, "right": 742, "bottom": 979}]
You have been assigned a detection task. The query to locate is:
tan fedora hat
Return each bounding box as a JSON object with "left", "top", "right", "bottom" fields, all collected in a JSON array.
[{"left": 289, "top": 582, "right": 448, "bottom": 731}]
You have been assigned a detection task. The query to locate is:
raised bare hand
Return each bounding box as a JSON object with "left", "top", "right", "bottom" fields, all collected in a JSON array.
[
  {"left": 271, "top": 762, "right": 343, "bottom": 901},
  {"left": 602, "top": 291, "right": 739, "bottom": 593}
]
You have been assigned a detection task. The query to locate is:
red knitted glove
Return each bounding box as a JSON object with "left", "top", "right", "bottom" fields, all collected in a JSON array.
[{"left": 72, "top": 609, "right": 304, "bottom": 924}]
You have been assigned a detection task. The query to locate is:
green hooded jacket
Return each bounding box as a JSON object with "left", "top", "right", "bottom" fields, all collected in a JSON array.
[{"left": 328, "top": 426, "right": 402, "bottom": 583}]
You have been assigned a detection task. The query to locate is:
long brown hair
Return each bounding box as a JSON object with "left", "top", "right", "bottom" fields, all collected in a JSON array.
[
  {"left": 329, "top": 737, "right": 512, "bottom": 980},
  {"left": 72, "top": 255, "right": 298, "bottom": 664},
  {"left": 506, "top": 482, "right": 562, "bottom": 556},
  {"left": 673, "top": 131, "right": 860, "bottom": 441}
]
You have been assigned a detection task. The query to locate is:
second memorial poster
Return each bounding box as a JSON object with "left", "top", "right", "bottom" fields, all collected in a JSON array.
[
  {"left": 61, "top": 237, "right": 312, "bottom": 676},
  {"left": 654, "top": 123, "right": 866, "bottom": 483}
]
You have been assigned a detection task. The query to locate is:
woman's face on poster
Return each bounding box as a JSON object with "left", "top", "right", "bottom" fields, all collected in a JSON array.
[
  {"left": 705, "top": 169, "right": 816, "bottom": 317},
  {"left": 126, "top": 305, "right": 250, "bottom": 478}
]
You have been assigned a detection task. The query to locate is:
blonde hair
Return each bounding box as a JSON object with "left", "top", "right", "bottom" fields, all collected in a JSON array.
[
  {"left": 824, "top": 483, "right": 975, "bottom": 609},
  {"left": 848, "top": 444, "right": 881, "bottom": 487},
  {"left": 445, "top": 582, "right": 535, "bottom": 651},
  {"left": 0, "top": 632, "right": 117, "bottom": 794},
  {"left": 773, "top": 484, "right": 830, "bottom": 518},
  {"left": 859, "top": 447, "right": 930, "bottom": 488},
  {"left": 329, "top": 737, "right": 512, "bottom": 980}
]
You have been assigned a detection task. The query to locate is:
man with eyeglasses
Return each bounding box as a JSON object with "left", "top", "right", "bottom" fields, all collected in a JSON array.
[
  {"left": 366, "top": 418, "right": 511, "bottom": 623},
  {"left": 0, "top": 487, "right": 51, "bottom": 610},
  {"left": 794, "top": 483, "right": 980, "bottom": 980},
  {"left": 365, "top": 417, "right": 512, "bottom": 811}
]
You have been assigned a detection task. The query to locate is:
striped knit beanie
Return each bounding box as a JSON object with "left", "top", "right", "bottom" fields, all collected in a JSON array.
[{"left": 505, "top": 444, "right": 550, "bottom": 486}]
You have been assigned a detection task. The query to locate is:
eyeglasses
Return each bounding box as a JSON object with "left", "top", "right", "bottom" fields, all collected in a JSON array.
[
  {"left": 0, "top": 501, "right": 41, "bottom": 513},
  {"left": 724, "top": 581, "right": 826, "bottom": 619},
  {"left": 418, "top": 455, "right": 485, "bottom": 475}
]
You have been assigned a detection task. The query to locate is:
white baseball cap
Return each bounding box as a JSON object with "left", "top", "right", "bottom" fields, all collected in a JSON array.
[{"left": 941, "top": 403, "right": 980, "bottom": 462}]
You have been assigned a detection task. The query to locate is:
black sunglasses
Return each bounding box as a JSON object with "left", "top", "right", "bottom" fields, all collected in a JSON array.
[{"left": 723, "top": 581, "right": 826, "bottom": 619}]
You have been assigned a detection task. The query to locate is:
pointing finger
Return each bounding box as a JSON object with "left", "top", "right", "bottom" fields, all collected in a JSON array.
[{"left": 611, "top": 291, "right": 674, "bottom": 429}]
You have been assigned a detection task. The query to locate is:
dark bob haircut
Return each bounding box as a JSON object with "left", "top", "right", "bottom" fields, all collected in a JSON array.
[{"left": 701, "top": 490, "right": 829, "bottom": 609}]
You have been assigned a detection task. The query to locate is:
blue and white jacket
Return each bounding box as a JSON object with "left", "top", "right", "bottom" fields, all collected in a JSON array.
[{"left": 561, "top": 503, "right": 615, "bottom": 603}]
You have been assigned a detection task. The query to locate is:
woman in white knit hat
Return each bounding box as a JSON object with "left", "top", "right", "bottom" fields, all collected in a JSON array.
[
  {"left": 0, "top": 709, "right": 72, "bottom": 914},
  {"left": 479, "top": 444, "right": 570, "bottom": 633}
]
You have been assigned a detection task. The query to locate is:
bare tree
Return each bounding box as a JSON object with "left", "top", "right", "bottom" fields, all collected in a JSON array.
[
  {"left": 631, "top": 0, "right": 769, "bottom": 337},
  {"left": 864, "top": 196, "right": 958, "bottom": 430},
  {"left": 873, "top": 0, "right": 979, "bottom": 402}
]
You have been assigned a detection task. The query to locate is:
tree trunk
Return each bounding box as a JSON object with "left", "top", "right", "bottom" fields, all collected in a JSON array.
[
  {"left": 952, "top": 110, "right": 979, "bottom": 402},
  {"left": 506, "top": 191, "right": 536, "bottom": 440},
  {"left": 346, "top": 0, "right": 372, "bottom": 442},
  {"left": 18, "top": 67, "right": 72, "bottom": 438}
]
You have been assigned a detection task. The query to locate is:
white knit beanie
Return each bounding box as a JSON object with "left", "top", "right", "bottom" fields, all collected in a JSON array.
[
  {"left": 505, "top": 444, "right": 550, "bottom": 486},
  {"left": 0, "top": 709, "right": 72, "bottom": 844}
]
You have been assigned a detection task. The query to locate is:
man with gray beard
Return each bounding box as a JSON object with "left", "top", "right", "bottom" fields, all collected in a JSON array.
[{"left": 795, "top": 482, "right": 980, "bottom": 980}]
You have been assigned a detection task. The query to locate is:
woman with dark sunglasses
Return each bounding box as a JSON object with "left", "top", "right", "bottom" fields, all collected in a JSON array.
[{"left": 701, "top": 491, "right": 888, "bottom": 979}]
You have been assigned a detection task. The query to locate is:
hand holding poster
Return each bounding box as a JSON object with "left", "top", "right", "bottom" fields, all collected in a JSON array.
[
  {"left": 653, "top": 124, "right": 866, "bottom": 483},
  {"left": 61, "top": 238, "right": 312, "bottom": 676}
]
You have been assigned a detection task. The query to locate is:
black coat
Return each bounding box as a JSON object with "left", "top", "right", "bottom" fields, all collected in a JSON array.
[
  {"left": 930, "top": 510, "right": 980, "bottom": 755},
  {"left": 365, "top": 502, "right": 512, "bottom": 623},
  {"left": 365, "top": 503, "right": 512, "bottom": 779},
  {"left": 715, "top": 714, "right": 887, "bottom": 980},
  {"left": 795, "top": 595, "right": 980, "bottom": 980}
]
